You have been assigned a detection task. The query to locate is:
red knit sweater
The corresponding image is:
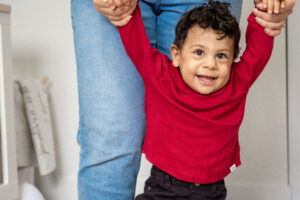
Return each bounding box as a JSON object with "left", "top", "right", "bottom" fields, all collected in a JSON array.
[{"left": 118, "top": 6, "right": 274, "bottom": 184}]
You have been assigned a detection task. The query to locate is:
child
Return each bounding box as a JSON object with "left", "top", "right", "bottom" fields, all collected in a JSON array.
[{"left": 117, "top": 1, "right": 275, "bottom": 199}]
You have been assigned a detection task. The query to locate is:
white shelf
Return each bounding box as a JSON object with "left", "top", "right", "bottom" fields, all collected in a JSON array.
[{"left": 0, "top": 4, "right": 19, "bottom": 200}]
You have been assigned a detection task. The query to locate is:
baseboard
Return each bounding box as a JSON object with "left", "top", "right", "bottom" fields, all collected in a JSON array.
[{"left": 227, "top": 183, "right": 290, "bottom": 200}]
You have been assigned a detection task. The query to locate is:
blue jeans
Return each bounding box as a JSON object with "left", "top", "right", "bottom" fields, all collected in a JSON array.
[{"left": 71, "top": 0, "right": 242, "bottom": 200}]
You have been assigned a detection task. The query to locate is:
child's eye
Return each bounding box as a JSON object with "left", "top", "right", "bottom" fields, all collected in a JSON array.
[
  {"left": 216, "top": 53, "right": 228, "bottom": 59},
  {"left": 194, "top": 50, "right": 204, "bottom": 56}
]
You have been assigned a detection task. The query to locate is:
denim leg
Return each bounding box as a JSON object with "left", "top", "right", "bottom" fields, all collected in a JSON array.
[
  {"left": 155, "top": 0, "right": 242, "bottom": 58},
  {"left": 223, "top": 0, "right": 243, "bottom": 22},
  {"left": 71, "top": 0, "right": 146, "bottom": 199},
  {"left": 139, "top": 1, "right": 157, "bottom": 48},
  {"left": 156, "top": 2, "right": 193, "bottom": 58}
]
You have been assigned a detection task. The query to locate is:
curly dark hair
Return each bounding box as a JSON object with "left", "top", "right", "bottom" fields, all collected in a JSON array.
[{"left": 173, "top": 0, "right": 241, "bottom": 58}]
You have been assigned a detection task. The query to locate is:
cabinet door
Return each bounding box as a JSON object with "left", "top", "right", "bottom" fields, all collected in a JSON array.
[{"left": 0, "top": 6, "right": 19, "bottom": 200}]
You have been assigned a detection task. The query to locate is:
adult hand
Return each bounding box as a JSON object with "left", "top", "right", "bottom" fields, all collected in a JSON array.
[
  {"left": 93, "top": 0, "right": 138, "bottom": 26},
  {"left": 253, "top": 0, "right": 295, "bottom": 37}
]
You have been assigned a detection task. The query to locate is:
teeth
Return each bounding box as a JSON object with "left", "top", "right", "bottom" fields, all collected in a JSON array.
[{"left": 197, "top": 75, "right": 216, "bottom": 80}]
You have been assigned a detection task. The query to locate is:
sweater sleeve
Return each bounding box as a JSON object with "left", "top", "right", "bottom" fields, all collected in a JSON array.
[
  {"left": 234, "top": 13, "right": 274, "bottom": 87},
  {"left": 118, "top": 5, "right": 164, "bottom": 78}
]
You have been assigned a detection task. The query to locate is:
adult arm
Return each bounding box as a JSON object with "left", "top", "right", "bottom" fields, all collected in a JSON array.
[
  {"left": 93, "top": 0, "right": 137, "bottom": 26},
  {"left": 254, "top": 0, "right": 295, "bottom": 37}
]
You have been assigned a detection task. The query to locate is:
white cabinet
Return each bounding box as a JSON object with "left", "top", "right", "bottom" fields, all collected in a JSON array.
[{"left": 0, "top": 4, "right": 18, "bottom": 200}]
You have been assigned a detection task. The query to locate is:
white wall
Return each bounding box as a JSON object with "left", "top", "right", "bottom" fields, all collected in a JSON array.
[
  {"left": 0, "top": 0, "right": 79, "bottom": 199},
  {"left": 0, "top": 0, "right": 292, "bottom": 199},
  {"left": 225, "top": 1, "right": 289, "bottom": 199},
  {"left": 287, "top": 1, "right": 300, "bottom": 200}
]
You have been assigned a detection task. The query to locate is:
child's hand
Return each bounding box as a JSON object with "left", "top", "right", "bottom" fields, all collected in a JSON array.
[
  {"left": 253, "top": 0, "right": 294, "bottom": 37},
  {"left": 94, "top": 0, "right": 137, "bottom": 26},
  {"left": 104, "top": 0, "right": 131, "bottom": 9},
  {"left": 255, "top": 0, "right": 286, "bottom": 14}
]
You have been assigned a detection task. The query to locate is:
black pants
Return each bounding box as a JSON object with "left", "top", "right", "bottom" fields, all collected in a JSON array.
[{"left": 135, "top": 166, "right": 227, "bottom": 200}]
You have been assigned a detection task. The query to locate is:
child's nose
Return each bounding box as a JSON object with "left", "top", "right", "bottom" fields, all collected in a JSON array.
[{"left": 203, "top": 56, "right": 216, "bottom": 69}]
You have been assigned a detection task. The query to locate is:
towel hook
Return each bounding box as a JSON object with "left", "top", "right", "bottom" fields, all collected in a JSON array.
[{"left": 42, "top": 76, "right": 49, "bottom": 84}]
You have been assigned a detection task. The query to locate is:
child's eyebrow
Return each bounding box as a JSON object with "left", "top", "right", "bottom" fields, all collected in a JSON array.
[
  {"left": 218, "top": 49, "right": 232, "bottom": 53},
  {"left": 190, "top": 44, "right": 205, "bottom": 49},
  {"left": 190, "top": 45, "right": 232, "bottom": 53}
]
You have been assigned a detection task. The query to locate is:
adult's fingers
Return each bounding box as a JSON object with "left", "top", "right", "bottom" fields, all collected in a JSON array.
[
  {"left": 254, "top": 0, "right": 261, "bottom": 4},
  {"left": 98, "top": 6, "right": 131, "bottom": 21},
  {"left": 253, "top": 7, "right": 291, "bottom": 23},
  {"left": 107, "top": 0, "right": 115, "bottom": 8},
  {"left": 106, "top": 2, "right": 136, "bottom": 25},
  {"left": 264, "top": 28, "right": 281, "bottom": 37},
  {"left": 282, "top": 0, "right": 295, "bottom": 10},
  {"left": 267, "top": 0, "right": 274, "bottom": 13},
  {"left": 273, "top": 0, "right": 280, "bottom": 13},
  {"left": 94, "top": 0, "right": 110, "bottom": 8},
  {"left": 95, "top": 0, "right": 136, "bottom": 17},
  {"left": 281, "top": 0, "right": 286, "bottom": 8},
  {"left": 255, "top": 16, "right": 285, "bottom": 30},
  {"left": 109, "top": 15, "right": 132, "bottom": 26},
  {"left": 94, "top": 0, "right": 137, "bottom": 25}
]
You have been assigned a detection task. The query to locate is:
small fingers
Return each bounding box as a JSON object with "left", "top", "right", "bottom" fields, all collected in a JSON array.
[
  {"left": 263, "top": 0, "right": 268, "bottom": 8},
  {"left": 113, "top": 0, "right": 123, "bottom": 8},
  {"left": 107, "top": 0, "right": 116, "bottom": 8},
  {"left": 256, "top": 3, "right": 268, "bottom": 11}
]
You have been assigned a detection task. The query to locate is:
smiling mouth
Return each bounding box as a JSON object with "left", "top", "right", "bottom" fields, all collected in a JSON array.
[{"left": 196, "top": 75, "right": 217, "bottom": 85}]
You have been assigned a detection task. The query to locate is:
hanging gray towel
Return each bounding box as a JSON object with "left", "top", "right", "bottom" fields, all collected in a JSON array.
[
  {"left": 14, "top": 81, "right": 35, "bottom": 167},
  {"left": 17, "top": 79, "right": 56, "bottom": 176}
]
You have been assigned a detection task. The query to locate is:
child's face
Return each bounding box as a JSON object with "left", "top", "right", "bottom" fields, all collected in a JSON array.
[{"left": 171, "top": 26, "right": 235, "bottom": 95}]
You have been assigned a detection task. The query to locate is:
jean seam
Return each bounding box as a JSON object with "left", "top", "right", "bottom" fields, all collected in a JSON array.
[{"left": 77, "top": 126, "right": 82, "bottom": 147}]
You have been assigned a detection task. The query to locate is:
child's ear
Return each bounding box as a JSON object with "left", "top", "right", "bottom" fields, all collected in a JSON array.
[{"left": 170, "top": 44, "right": 180, "bottom": 68}]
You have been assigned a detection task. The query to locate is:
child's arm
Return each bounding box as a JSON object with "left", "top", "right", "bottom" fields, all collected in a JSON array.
[
  {"left": 118, "top": 6, "right": 164, "bottom": 77},
  {"left": 235, "top": 13, "right": 274, "bottom": 86}
]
